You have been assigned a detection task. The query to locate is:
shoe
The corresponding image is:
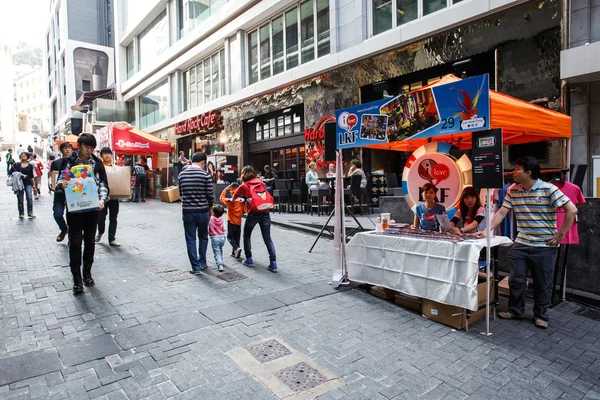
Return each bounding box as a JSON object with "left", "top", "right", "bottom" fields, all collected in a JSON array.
[
  {"left": 242, "top": 258, "right": 254, "bottom": 267},
  {"left": 109, "top": 240, "right": 121, "bottom": 247},
  {"left": 73, "top": 284, "right": 84, "bottom": 294},
  {"left": 498, "top": 311, "right": 522, "bottom": 320},
  {"left": 534, "top": 317, "right": 548, "bottom": 329},
  {"left": 141, "top": 199, "right": 146, "bottom": 202},
  {"left": 35, "top": 196, "right": 39, "bottom": 200},
  {"left": 19, "top": 214, "right": 24, "bottom": 219},
  {"left": 217, "top": 265, "right": 224, "bottom": 272},
  {"left": 83, "top": 278, "right": 95, "bottom": 287},
  {"left": 267, "top": 262, "right": 278, "bottom": 273},
  {"left": 28, "top": 214, "right": 36, "bottom": 219},
  {"left": 235, "top": 248, "right": 242, "bottom": 259},
  {"left": 95, "top": 233, "right": 102, "bottom": 243},
  {"left": 133, "top": 200, "right": 139, "bottom": 203},
  {"left": 230, "top": 250, "right": 235, "bottom": 257},
  {"left": 189, "top": 269, "right": 203, "bottom": 275},
  {"left": 57, "top": 229, "right": 68, "bottom": 242}
]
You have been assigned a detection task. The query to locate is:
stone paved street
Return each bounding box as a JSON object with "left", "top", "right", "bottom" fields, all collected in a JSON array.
[{"left": 1, "top": 170, "right": 600, "bottom": 400}]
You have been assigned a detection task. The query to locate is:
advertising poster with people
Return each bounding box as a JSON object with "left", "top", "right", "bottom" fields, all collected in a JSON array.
[{"left": 336, "top": 74, "right": 490, "bottom": 149}]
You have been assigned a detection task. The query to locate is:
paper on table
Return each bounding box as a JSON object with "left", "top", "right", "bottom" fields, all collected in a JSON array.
[{"left": 436, "top": 214, "right": 452, "bottom": 231}]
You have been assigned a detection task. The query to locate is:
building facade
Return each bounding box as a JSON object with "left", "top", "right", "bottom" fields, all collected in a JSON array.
[
  {"left": 114, "top": 0, "right": 566, "bottom": 182},
  {"left": 0, "top": 44, "right": 16, "bottom": 150},
  {"left": 561, "top": 0, "right": 600, "bottom": 196},
  {"left": 15, "top": 69, "right": 52, "bottom": 149},
  {"left": 45, "top": 0, "right": 115, "bottom": 140}
]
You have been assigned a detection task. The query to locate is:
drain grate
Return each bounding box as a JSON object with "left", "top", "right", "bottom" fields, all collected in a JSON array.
[
  {"left": 159, "top": 271, "right": 194, "bottom": 282},
  {"left": 574, "top": 306, "right": 600, "bottom": 321},
  {"left": 274, "top": 362, "right": 327, "bottom": 393},
  {"left": 216, "top": 271, "right": 249, "bottom": 283},
  {"left": 245, "top": 339, "right": 292, "bottom": 363}
]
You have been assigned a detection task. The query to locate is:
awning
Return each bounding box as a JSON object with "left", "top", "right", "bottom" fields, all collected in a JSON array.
[
  {"left": 366, "top": 75, "right": 572, "bottom": 152},
  {"left": 54, "top": 134, "right": 79, "bottom": 149},
  {"left": 112, "top": 125, "right": 172, "bottom": 154},
  {"left": 71, "top": 87, "right": 115, "bottom": 112}
]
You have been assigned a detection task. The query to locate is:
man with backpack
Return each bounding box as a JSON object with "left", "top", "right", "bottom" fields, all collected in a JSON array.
[
  {"left": 132, "top": 158, "right": 149, "bottom": 202},
  {"left": 5, "top": 148, "right": 14, "bottom": 175},
  {"left": 178, "top": 152, "right": 214, "bottom": 274},
  {"left": 232, "top": 165, "right": 277, "bottom": 272}
]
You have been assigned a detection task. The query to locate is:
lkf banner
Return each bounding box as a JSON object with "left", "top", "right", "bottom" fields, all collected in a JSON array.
[{"left": 336, "top": 74, "right": 490, "bottom": 149}]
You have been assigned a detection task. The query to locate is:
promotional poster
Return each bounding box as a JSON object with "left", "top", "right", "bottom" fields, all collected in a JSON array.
[
  {"left": 73, "top": 47, "right": 110, "bottom": 98},
  {"left": 336, "top": 74, "right": 490, "bottom": 149},
  {"left": 62, "top": 165, "right": 100, "bottom": 213}
]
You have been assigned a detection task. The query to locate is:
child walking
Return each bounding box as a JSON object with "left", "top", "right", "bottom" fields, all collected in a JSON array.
[
  {"left": 219, "top": 180, "right": 246, "bottom": 259},
  {"left": 209, "top": 205, "right": 226, "bottom": 272}
]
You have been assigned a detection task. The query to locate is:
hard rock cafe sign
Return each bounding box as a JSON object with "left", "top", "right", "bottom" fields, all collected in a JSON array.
[
  {"left": 402, "top": 142, "right": 472, "bottom": 218},
  {"left": 174, "top": 110, "right": 222, "bottom": 136},
  {"left": 305, "top": 116, "right": 335, "bottom": 167}
]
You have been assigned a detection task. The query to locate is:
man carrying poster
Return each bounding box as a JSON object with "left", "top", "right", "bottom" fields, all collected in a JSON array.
[{"left": 58, "top": 133, "right": 109, "bottom": 294}]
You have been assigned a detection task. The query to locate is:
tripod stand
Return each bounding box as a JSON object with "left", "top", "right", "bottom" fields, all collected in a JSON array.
[{"left": 308, "top": 204, "right": 365, "bottom": 253}]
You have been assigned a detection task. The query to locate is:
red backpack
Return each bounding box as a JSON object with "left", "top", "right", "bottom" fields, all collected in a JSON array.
[{"left": 246, "top": 178, "right": 274, "bottom": 212}]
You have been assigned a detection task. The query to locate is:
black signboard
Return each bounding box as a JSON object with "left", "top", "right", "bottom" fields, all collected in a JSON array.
[{"left": 472, "top": 129, "right": 504, "bottom": 189}]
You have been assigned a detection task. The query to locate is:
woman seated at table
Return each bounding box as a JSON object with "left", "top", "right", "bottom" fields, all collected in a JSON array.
[
  {"left": 450, "top": 186, "right": 485, "bottom": 234},
  {"left": 413, "top": 183, "right": 447, "bottom": 231},
  {"left": 306, "top": 162, "right": 329, "bottom": 204},
  {"left": 326, "top": 163, "right": 335, "bottom": 178}
]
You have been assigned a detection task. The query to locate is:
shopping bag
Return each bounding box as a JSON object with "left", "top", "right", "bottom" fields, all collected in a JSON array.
[{"left": 105, "top": 165, "right": 132, "bottom": 200}]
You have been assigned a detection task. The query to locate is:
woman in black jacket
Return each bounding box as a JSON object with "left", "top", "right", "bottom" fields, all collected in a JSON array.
[{"left": 9, "top": 152, "right": 35, "bottom": 218}]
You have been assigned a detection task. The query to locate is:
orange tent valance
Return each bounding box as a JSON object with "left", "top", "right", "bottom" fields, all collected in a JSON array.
[
  {"left": 54, "top": 134, "right": 79, "bottom": 149},
  {"left": 366, "top": 75, "right": 572, "bottom": 152}
]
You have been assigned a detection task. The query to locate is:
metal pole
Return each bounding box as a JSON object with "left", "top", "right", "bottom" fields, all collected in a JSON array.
[{"left": 482, "top": 189, "right": 492, "bottom": 336}]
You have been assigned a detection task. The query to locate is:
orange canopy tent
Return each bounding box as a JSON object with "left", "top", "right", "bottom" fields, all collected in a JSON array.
[
  {"left": 366, "top": 75, "right": 572, "bottom": 152},
  {"left": 111, "top": 125, "right": 172, "bottom": 155},
  {"left": 54, "top": 134, "right": 79, "bottom": 149}
]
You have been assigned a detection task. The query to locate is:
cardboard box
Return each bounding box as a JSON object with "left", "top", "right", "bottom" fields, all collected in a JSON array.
[
  {"left": 160, "top": 186, "right": 180, "bottom": 203},
  {"left": 394, "top": 292, "right": 422, "bottom": 312},
  {"left": 422, "top": 280, "right": 494, "bottom": 330},
  {"left": 369, "top": 286, "right": 396, "bottom": 301},
  {"left": 498, "top": 276, "right": 510, "bottom": 297}
]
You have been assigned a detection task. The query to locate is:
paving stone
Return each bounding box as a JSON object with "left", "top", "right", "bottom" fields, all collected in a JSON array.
[
  {"left": 199, "top": 303, "right": 251, "bottom": 324},
  {"left": 270, "top": 288, "right": 315, "bottom": 305},
  {"left": 156, "top": 312, "right": 212, "bottom": 336},
  {"left": 235, "top": 295, "right": 285, "bottom": 314},
  {"left": 296, "top": 281, "right": 351, "bottom": 298},
  {"left": 113, "top": 322, "right": 171, "bottom": 350},
  {"left": 0, "top": 350, "right": 62, "bottom": 386},
  {"left": 57, "top": 335, "right": 121, "bottom": 367}
]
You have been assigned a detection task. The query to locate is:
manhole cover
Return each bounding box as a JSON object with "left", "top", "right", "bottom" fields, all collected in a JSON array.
[
  {"left": 245, "top": 339, "right": 292, "bottom": 363},
  {"left": 148, "top": 266, "right": 179, "bottom": 274},
  {"left": 216, "top": 271, "right": 249, "bottom": 283},
  {"left": 159, "top": 271, "right": 193, "bottom": 282},
  {"left": 273, "top": 362, "right": 326, "bottom": 393},
  {"left": 574, "top": 306, "right": 600, "bottom": 321}
]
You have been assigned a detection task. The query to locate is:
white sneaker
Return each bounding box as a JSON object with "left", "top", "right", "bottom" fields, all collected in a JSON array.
[
  {"left": 109, "top": 240, "right": 121, "bottom": 247},
  {"left": 234, "top": 248, "right": 242, "bottom": 259},
  {"left": 217, "top": 265, "right": 224, "bottom": 272}
]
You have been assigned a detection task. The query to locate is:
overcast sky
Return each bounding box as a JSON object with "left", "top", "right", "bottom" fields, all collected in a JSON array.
[{"left": 0, "top": 0, "right": 49, "bottom": 49}]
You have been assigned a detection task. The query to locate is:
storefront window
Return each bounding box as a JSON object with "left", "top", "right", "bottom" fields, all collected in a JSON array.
[
  {"left": 397, "top": 0, "right": 418, "bottom": 26},
  {"left": 183, "top": 49, "right": 225, "bottom": 110},
  {"left": 178, "top": 0, "right": 229, "bottom": 39},
  {"left": 259, "top": 23, "right": 271, "bottom": 80},
  {"left": 126, "top": 100, "right": 136, "bottom": 125},
  {"left": 138, "top": 10, "right": 168, "bottom": 71},
  {"left": 126, "top": 42, "right": 135, "bottom": 79},
  {"left": 423, "top": 0, "right": 447, "bottom": 15},
  {"left": 140, "top": 80, "right": 169, "bottom": 128},
  {"left": 373, "top": 0, "right": 392, "bottom": 35},
  {"left": 247, "top": 0, "right": 329, "bottom": 85}
]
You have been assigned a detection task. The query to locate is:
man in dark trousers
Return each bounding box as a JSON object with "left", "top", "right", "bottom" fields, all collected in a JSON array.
[
  {"left": 133, "top": 158, "right": 149, "bottom": 202},
  {"left": 5, "top": 148, "right": 14, "bottom": 174},
  {"left": 96, "top": 147, "right": 121, "bottom": 246},
  {"left": 178, "top": 152, "right": 214, "bottom": 274},
  {"left": 57, "top": 133, "right": 109, "bottom": 294},
  {"left": 50, "top": 142, "right": 73, "bottom": 242}
]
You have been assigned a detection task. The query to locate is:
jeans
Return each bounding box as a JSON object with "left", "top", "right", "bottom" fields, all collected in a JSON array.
[
  {"left": 508, "top": 243, "right": 558, "bottom": 321},
  {"left": 67, "top": 211, "right": 99, "bottom": 284},
  {"left": 16, "top": 185, "right": 33, "bottom": 215},
  {"left": 243, "top": 212, "right": 276, "bottom": 262},
  {"left": 227, "top": 222, "right": 241, "bottom": 251},
  {"left": 53, "top": 192, "right": 68, "bottom": 232},
  {"left": 182, "top": 211, "right": 210, "bottom": 270},
  {"left": 98, "top": 200, "right": 119, "bottom": 241},
  {"left": 211, "top": 235, "right": 226, "bottom": 266},
  {"left": 134, "top": 175, "right": 147, "bottom": 201}
]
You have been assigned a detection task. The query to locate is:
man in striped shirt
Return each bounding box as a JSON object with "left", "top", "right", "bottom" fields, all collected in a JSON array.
[
  {"left": 178, "top": 152, "right": 214, "bottom": 274},
  {"left": 475, "top": 156, "right": 577, "bottom": 329}
]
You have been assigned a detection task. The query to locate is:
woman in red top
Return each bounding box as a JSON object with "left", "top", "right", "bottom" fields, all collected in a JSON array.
[{"left": 232, "top": 166, "right": 277, "bottom": 272}]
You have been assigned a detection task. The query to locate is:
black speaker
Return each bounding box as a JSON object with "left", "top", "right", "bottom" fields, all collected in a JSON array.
[
  {"left": 324, "top": 121, "right": 336, "bottom": 161},
  {"left": 71, "top": 118, "right": 83, "bottom": 135}
]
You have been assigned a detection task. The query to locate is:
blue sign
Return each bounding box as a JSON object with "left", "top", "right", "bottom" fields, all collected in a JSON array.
[{"left": 336, "top": 74, "right": 490, "bottom": 149}]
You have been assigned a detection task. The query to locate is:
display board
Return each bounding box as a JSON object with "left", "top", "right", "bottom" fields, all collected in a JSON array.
[{"left": 472, "top": 129, "right": 504, "bottom": 189}]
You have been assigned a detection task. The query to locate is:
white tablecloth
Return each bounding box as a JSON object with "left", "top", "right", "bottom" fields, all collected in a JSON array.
[{"left": 345, "top": 232, "right": 513, "bottom": 310}]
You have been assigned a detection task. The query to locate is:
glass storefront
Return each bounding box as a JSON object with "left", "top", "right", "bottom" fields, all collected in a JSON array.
[
  {"left": 138, "top": 10, "right": 169, "bottom": 71},
  {"left": 182, "top": 49, "right": 226, "bottom": 111},
  {"left": 140, "top": 80, "right": 170, "bottom": 129}
]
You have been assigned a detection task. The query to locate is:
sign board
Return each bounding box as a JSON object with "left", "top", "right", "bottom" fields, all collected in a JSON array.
[
  {"left": 175, "top": 110, "right": 223, "bottom": 136},
  {"left": 336, "top": 74, "right": 490, "bottom": 149},
  {"left": 472, "top": 129, "right": 504, "bottom": 189}
]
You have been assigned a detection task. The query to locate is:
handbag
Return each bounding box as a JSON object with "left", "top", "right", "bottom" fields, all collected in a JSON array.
[{"left": 6, "top": 177, "right": 12, "bottom": 187}]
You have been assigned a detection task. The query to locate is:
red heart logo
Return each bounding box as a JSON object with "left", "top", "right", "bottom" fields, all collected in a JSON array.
[
  {"left": 347, "top": 115, "right": 358, "bottom": 130},
  {"left": 431, "top": 164, "right": 450, "bottom": 184}
]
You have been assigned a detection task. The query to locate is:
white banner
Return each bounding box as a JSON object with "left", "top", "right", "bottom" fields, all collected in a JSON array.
[{"left": 332, "top": 150, "right": 346, "bottom": 287}]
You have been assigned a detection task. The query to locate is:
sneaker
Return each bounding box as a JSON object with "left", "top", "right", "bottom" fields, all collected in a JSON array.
[
  {"left": 83, "top": 278, "right": 95, "bottom": 287},
  {"left": 95, "top": 233, "right": 102, "bottom": 243},
  {"left": 235, "top": 248, "right": 242, "bottom": 259},
  {"left": 28, "top": 213, "right": 36, "bottom": 219},
  {"left": 498, "top": 311, "right": 522, "bottom": 320},
  {"left": 109, "top": 240, "right": 121, "bottom": 247},
  {"left": 534, "top": 317, "right": 548, "bottom": 329},
  {"left": 267, "top": 262, "right": 278, "bottom": 273},
  {"left": 73, "top": 284, "right": 84, "bottom": 294},
  {"left": 189, "top": 269, "right": 202, "bottom": 275},
  {"left": 230, "top": 250, "right": 235, "bottom": 257},
  {"left": 35, "top": 196, "right": 39, "bottom": 200},
  {"left": 57, "top": 229, "right": 68, "bottom": 242},
  {"left": 217, "top": 265, "right": 224, "bottom": 272},
  {"left": 141, "top": 199, "right": 146, "bottom": 202},
  {"left": 242, "top": 258, "right": 254, "bottom": 267},
  {"left": 19, "top": 214, "right": 24, "bottom": 219}
]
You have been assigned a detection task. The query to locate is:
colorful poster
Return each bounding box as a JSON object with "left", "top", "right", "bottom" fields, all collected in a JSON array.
[
  {"left": 62, "top": 165, "right": 100, "bottom": 213},
  {"left": 73, "top": 48, "right": 110, "bottom": 98},
  {"left": 336, "top": 74, "right": 490, "bottom": 149}
]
